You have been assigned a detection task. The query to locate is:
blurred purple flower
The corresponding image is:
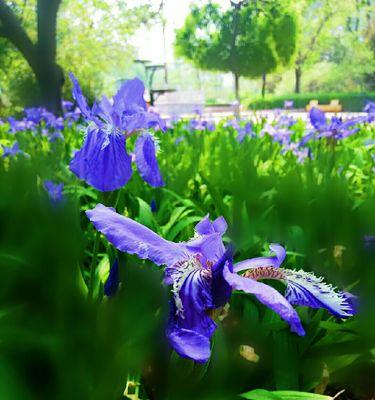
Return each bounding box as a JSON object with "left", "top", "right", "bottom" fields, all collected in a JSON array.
[
  {"left": 44, "top": 181, "right": 64, "bottom": 203},
  {"left": 2, "top": 141, "right": 23, "bottom": 158},
  {"left": 69, "top": 73, "right": 165, "bottom": 192}
]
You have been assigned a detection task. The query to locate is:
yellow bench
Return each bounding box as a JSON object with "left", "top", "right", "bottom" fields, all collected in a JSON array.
[{"left": 306, "top": 99, "right": 342, "bottom": 112}]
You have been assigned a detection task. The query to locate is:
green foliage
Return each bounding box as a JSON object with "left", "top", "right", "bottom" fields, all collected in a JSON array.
[
  {"left": 248, "top": 92, "right": 375, "bottom": 111},
  {"left": 1, "top": 114, "right": 374, "bottom": 397},
  {"left": 175, "top": 1, "right": 297, "bottom": 79}
]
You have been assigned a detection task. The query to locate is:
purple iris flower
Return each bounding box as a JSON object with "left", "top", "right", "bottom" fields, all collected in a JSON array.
[
  {"left": 284, "top": 100, "right": 294, "bottom": 109},
  {"left": 225, "top": 244, "right": 356, "bottom": 336},
  {"left": 69, "top": 73, "right": 165, "bottom": 192},
  {"left": 8, "top": 117, "right": 34, "bottom": 133},
  {"left": 86, "top": 204, "right": 231, "bottom": 363},
  {"left": 308, "top": 107, "right": 362, "bottom": 141},
  {"left": 237, "top": 122, "right": 254, "bottom": 143},
  {"left": 2, "top": 142, "right": 23, "bottom": 158},
  {"left": 44, "top": 181, "right": 64, "bottom": 203},
  {"left": 86, "top": 205, "right": 356, "bottom": 363}
]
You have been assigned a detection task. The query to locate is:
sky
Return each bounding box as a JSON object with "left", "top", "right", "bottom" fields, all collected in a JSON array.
[{"left": 129, "top": 0, "right": 229, "bottom": 65}]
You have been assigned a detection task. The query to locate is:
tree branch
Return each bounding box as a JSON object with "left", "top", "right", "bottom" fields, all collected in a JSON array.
[{"left": 0, "top": 0, "right": 37, "bottom": 70}]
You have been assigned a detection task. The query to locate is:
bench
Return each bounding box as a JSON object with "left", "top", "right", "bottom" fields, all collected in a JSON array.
[{"left": 306, "top": 99, "right": 342, "bottom": 112}]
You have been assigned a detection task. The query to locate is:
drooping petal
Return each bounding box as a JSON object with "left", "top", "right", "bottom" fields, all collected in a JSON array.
[
  {"left": 86, "top": 204, "right": 187, "bottom": 267},
  {"left": 223, "top": 263, "right": 305, "bottom": 336},
  {"left": 135, "top": 132, "right": 164, "bottom": 187},
  {"left": 69, "top": 128, "right": 133, "bottom": 192},
  {"left": 309, "top": 107, "right": 326, "bottom": 129},
  {"left": 167, "top": 263, "right": 216, "bottom": 363},
  {"left": 283, "top": 269, "right": 356, "bottom": 318},
  {"left": 234, "top": 244, "right": 286, "bottom": 272}
]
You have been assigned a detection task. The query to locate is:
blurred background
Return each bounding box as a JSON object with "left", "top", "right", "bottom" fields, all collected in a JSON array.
[{"left": 0, "top": 0, "right": 374, "bottom": 115}]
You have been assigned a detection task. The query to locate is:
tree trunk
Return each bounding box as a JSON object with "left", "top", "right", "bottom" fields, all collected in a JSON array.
[
  {"left": 36, "top": 0, "right": 63, "bottom": 114},
  {"left": 234, "top": 73, "right": 240, "bottom": 102},
  {"left": 295, "top": 66, "right": 302, "bottom": 94},
  {"left": 261, "top": 73, "right": 266, "bottom": 98},
  {"left": 0, "top": 0, "right": 63, "bottom": 114}
]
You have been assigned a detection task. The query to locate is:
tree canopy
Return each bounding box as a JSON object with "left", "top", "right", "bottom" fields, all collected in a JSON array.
[{"left": 175, "top": 1, "right": 297, "bottom": 100}]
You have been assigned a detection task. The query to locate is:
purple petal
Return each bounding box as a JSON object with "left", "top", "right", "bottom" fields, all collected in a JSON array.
[
  {"left": 69, "top": 72, "right": 93, "bottom": 120},
  {"left": 309, "top": 107, "right": 326, "bottom": 129},
  {"left": 86, "top": 204, "right": 187, "bottom": 267},
  {"left": 104, "top": 259, "right": 120, "bottom": 297},
  {"left": 195, "top": 215, "right": 228, "bottom": 235},
  {"left": 186, "top": 233, "right": 225, "bottom": 265},
  {"left": 69, "top": 129, "right": 133, "bottom": 192},
  {"left": 223, "top": 263, "right": 305, "bottom": 335},
  {"left": 167, "top": 267, "right": 216, "bottom": 363},
  {"left": 283, "top": 269, "right": 356, "bottom": 318},
  {"left": 135, "top": 132, "right": 164, "bottom": 187},
  {"left": 234, "top": 244, "right": 286, "bottom": 272},
  {"left": 211, "top": 245, "right": 233, "bottom": 307},
  {"left": 113, "top": 78, "right": 147, "bottom": 114}
]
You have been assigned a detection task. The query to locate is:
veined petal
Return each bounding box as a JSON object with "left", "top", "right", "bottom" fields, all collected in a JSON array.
[
  {"left": 283, "top": 269, "right": 356, "bottom": 318},
  {"left": 234, "top": 244, "right": 286, "bottom": 272},
  {"left": 69, "top": 128, "right": 133, "bottom": 192},
  {"left": 135, "top": 133, "right": 164, "bottom": 187},
  {"left": 223, "top": 263, "right": 305, "bottom": 336},
  {"left": 167, "top": 261, "right": 216, "bottom": 363},
  {"left": 86, "top": 204, "right": 187, "bottom": 267}
]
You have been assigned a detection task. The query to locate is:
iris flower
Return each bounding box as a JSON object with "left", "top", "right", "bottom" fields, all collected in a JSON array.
[
  {"left": 69, "top": 73, "right": 165, "bottom": 192},
  {"left": 301, "top": 107, "right": 363, "bottom": 143},
  {"left": 1, "top": 142, "right": 23, "bottom": 158},
  {"left": 86, "top": 205, "right": 356, "bottom": 363},
  {"left": 44, "top": 181, "right": 64, "bottom": 203}
]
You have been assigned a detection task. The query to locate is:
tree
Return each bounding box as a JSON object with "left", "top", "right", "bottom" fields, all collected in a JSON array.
[
  {"left": 175, "top": 1, "right": 297, "bottom": 101},
  {"left": 0, "top": 0, "right": 63, "bottom": 113},
  {"left": 0, "top": 1, "right": 158, "bottom": 114}
]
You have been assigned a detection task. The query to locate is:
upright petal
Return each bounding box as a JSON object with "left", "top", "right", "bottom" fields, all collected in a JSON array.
[
  {"left": 309, "top": 107, "right": 326, "bottom": 129},
  {"left": 113, "top": 78, "right": 147, "bottom": 115},
  {"left": 86, "top": 204, "right": 187, "bottom": 267},
  {"left": 234, "top": 244, "right": 286, "bottom": 272},
  {"left": 69, "top": 129, "right": 133, "bottom": 192},
  {"left": 135, "top": 132, "right": 164, "bottom": 187},
  {"left": 69, "top": 72, "right": 93, "bottom": 121},
  {"left": 223, "top": 263, "right": 305, "bottom": 336},
  {"left": 283, "top": 269, "right": 356, "bottom": 318},
  {"left": 195, "top": 215, "right": 228, "bottom": 236}
]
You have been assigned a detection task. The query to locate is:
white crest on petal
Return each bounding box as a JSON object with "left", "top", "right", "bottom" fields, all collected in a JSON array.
[
  {"left": 170, "top": 257, "right": 202, "bottom": 319},
  {"left": 283, "top": 269, "right": 353, "bottom": 318}
]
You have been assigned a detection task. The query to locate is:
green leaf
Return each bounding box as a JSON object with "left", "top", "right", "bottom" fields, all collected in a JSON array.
[{"left": 240, "top": 390, "right": 332, "bottom": 400}]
